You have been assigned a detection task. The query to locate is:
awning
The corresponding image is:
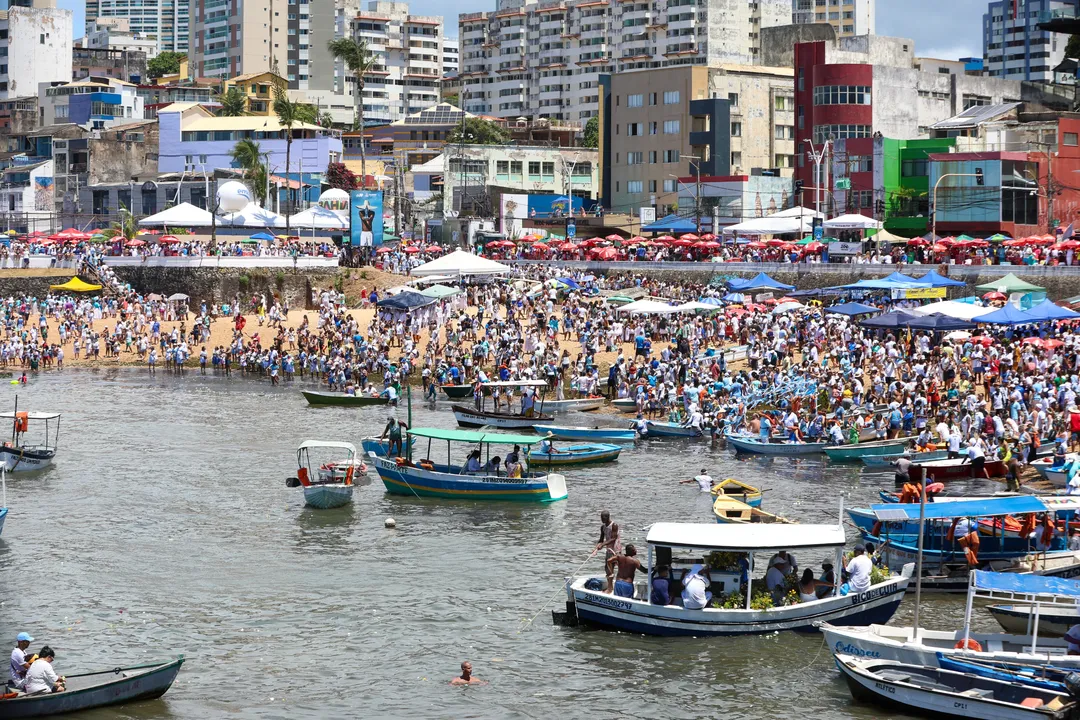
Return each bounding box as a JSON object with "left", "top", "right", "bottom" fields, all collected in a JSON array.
[
  {"left": 376, "top": 290, "right": 437, "bottom": 310},
  {"left": 973, "top": 569, "right": 1080, "bottom": 599},
  {"left": 975, "top": 272, "right": 1045, "bottom": 293},
  {"left": 1024, "top": 299, "right": 1080, "bottom": 321},
  {"left": 646, "top": 522, "right": 845, "bottom": 551},
  {"left": 49, "top": 277, "right": 102, "bottom": 292},
  {"left": 407, "top": 427, "right": 539, "bottom": 446},
  {"left": 870, "top": 496, "right": 1047, "bottom": 521},
  {"left": 918, "top": 269, "right": 966, "bottom": 288},
  {"left": 977, "top": 303, "right": 1033, "bottom": 326},
  {"left": 825, "top": 302, "right": 881, "bottom": 316}
]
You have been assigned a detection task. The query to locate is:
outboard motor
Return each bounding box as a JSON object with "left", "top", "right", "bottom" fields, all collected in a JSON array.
[
  {"left": 1063, "top": 672, "right": 1080, "bottom": 699},
  {"left": 285, "top": 477, "right": 301, "bottom": 488}
]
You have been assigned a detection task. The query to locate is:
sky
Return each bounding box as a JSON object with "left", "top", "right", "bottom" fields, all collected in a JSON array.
[{"left": 46, "top": 0, "right": 988, "bottom": 60}]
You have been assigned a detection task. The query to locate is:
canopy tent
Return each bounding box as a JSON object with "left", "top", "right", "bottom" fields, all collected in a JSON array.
[
  {"left": 918, "top": 269, "right": 966, "bottom": 288},
  {"left": 376, "top": 290, "right": 438, "bottom": 310},
  {"left": 218, "top": 205, "right": 287, "bottom": 229},
  {"left": 769, "top": 206, "right": 823, "bottom": 219},
  {"left": 722, "top": 216, "right": 811, "bottom": 236},
  {"left": 674, "top": 301, "right": 724, "bottom": 313},
  {"left": 735, "top": 272, "right": 795, "bottom": 292},
  {"left": 975, "top": 273, "right": 1046, "bottom": 294},
  {"left": 872, "top": 229, "right": 912, "bottom": 244},
  {"left": 908, "top": 300, "right": 995, "bottom": 321},
  {"left": 904, "top": 312, "right": 978, "bottom": 332},
  {"left": 976, "top": 303, "right": 1033, "bottom": 326},
  {"left": 418, "top": 284, "right": 461, "bottom": 299},
  {"left": 49, "top": 276, "right": 102, "bottom": 293},
  {"left": 137, "top": 202, "right": 216, "bottom": 228},
  {"left": 838, "top": 277, "right": 930, "bottom": 291},
  {"left": 616, "top": 299, "right": 679, "bottom": 315},
  {"left": 1024, "top": 299, "right": 1080, "bottom": 321},
  {"left": 410, "top": 250, "right": 511, "bottom": 278},
  {"left": 880, "top": 271, "right": 923, "bottom": 284},
  {"left": 825, "top": 302, "right": 881, "bottom": 316},
  {"left": 787, "top": 288, "right": 835, "bottom": 298},
  {"left": 823, "top": 213, "right": 882, "bottom": 230},
  {"left": 288, "top": 205, "right": 349, "bottom": 230},
  {"left": 859, "top": 310, "right": 921, "bottom": 328},
  {"left": 642, "top": 214, "right": 697, "bottom": 233}
]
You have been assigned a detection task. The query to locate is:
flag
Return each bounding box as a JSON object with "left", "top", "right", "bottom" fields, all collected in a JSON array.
[{"left": 1061, "top": 223, "right": 1074, "bottom": 239}]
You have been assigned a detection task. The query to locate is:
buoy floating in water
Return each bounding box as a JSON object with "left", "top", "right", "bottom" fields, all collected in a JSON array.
[{"left": 385, "top": 517, "right": 396, "bottom": 528}]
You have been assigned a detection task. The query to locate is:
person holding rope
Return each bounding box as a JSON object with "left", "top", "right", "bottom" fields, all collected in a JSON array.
[{"left": 595, "top": 511, "right": 621, "bottom": 593}]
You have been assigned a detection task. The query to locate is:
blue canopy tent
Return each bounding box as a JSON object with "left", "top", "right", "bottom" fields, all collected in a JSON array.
[
  {"left": 722, "top": 292, "right": 747, "bottom": 303},
  {"left": 918, "top": 269, "right": 966, "bottom": 288},
  {"left": 904, "top": 312, "right": 978, "bottom": 332},
  {"left": 739, "top": 272, "right": 795, "bottom": 292},
  {"left": 976, "top": 303, "right": 1033, "bottom": 326},
  {"left": 880, "top": 271, "right": 923, "bottom": 284},
  {"left": 726, "top": 277, "right": 750, "bottom": 290},
  {"left": 859, "top": 310, "right": 922, "bottom": 328},
  {"left": 838, "top": 278, "right": 931, "bottom": 291},
  {"left": 787, "top": 288, "right": 836, "bottom": 298},
  {"left": 825, "top": 302, "right": 881, "bottom": 317},
  {"left": 376, "top": 291, "right": 438, "bottom": 311},
  {"left": 556, "top": 277, "right": 581, "bottom": 290},
  {"left": 249, "top": 231, "right": 276, "bottom": 241},
  {"left": 1024, "top": 299, "right": 1080, "bottom": 322},
  {"left": 697, "top": 297, "right": 725, "bottom": 306},
  {"left": 642, "top": 214, "right": 697, "bottom": 233}
]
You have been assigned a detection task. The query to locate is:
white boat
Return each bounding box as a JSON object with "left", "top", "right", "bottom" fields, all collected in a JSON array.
[
  {"left": 538, "top": 397, "right": 605, "bottom": 413},
  {"left": 611, "top": 398, "right": 639, "bottom": 413},
  {"left": 452, "top": 379, "right": 554, "bottom": 429},
  {"left": 1032, "top": 455, "right": 1078, "bottom": 482},
  {"left": 835, "top": 653, "right": 1077, "bottom": 720},
  {"left": 823, "top": 570, "right": 1080, "bottom": 669},
  {"left": 285, "top": 440, "right": 364, "bottom": 509},
  {"left": 560, "top": 521, "right": 913, "bottom": 636},
  {"left": 987, "top": 604, "right": 1079, "bottom": 637},
  {"left": 0, "top": 410, "right": 60, "bottom": 472},
  {"left": 642, "top": 421, "right": 703, "bottom": 439},
  {"left": 725, "top": 434, "right": 828, "bottom": 456},
  {"left": 531, "top": 424, "right": 638, "bottom": 443}
]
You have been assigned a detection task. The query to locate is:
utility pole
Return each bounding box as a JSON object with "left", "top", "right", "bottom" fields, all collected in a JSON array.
[
  {"left": 806, "top": 139, "right": 831, "bottom": 218},
  {"left": 681, "top": 153, "right": 702, "bottom": 233}
]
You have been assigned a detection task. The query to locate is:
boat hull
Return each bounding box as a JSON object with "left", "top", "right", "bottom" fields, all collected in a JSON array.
[
  {"left": 302, "top": 484, "right": 353, "bottom": 509},
  {"left": 0, "top": 507, "right": 6, "bottom": 536},
  {"left": 532, "top": 425, "right": 637, "bottom": 442},
  {"left": 726, "top": 435, "right": 827, "bottom": 456},
  {"left": 643, "top": 422, "right": 702, "bottom": 438},
  {"left": 611, "top": 399, "right": 639, "bottom": 413},
  {"left": 910, "top": 459, "right": 1007, "bottom": 483},
  {"left": 540, "top": 398, "right": 604, "bottom": 413},
  {"left": 439, "top": 384, "right": 473, "bottom": 399},
  {"left": 369, "top": 454, "right": 567, "bottom": 502},
  {"left": 0, "top": 446, "right": 55, "bottom": 472},
  {"left": 451, "top": 405, "right": 554, "bottom": 429},
  {"left": 824, "top": 440, "right": 913, "bottom": 462},
  {"left": 566, "top": 571, "right": 910, "bottom": 637},
  {"left": 0, "top": 657, "right": 184, "bottom": 718},
  {"left": 301, "top": 390, "right": 390, "bottom": 407},
  {"left": 862, "top": 450, "right": 949, "bottom": 468},
  {"left": 528, "top": 444, "right": 620, "bottom": 466},
  {"left": 987, "top": 604, "right": 1079, "bottom": 637}
]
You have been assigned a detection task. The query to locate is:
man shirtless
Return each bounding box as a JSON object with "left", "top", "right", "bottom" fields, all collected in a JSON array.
[
  {"left": 450, "top": 661, "right": 486, "bottom": 685},
  {"left": 607, "top": 544, "right": 642, "bottom": 598}
]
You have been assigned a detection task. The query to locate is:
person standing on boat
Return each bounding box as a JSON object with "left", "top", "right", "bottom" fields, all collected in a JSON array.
[
  {"left": 381, "top": 416, "right": 407, "bottom": 456},
  {"left": 8, "top": 632, "right": 33, "bottom": 690},
  {"left": 596, "top": 511, "right": 621, "bottom": 593},
  {"left": 607, "top": 544, "right": 641, "bottom": 598}
]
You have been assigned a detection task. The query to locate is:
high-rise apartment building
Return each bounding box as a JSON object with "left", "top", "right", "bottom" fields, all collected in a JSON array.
[
  {"left": 443, "top": 38, "right": 459, "bottom": 76},
  {"left": 459, "top": 0, "right": 792, "bottom": 121},
  {"left": 0, "top": 5, "right": 73, "bottom": 100},
  {"left": 190, "top": 0, "right": 336, "bottom": 90},
  {"left": 86, "top": 0, "right": 189, "bottom": 55},
  {"left": 792, "top": 0, "right": 874, "bottom": 38},
  {"left": 348, "top": 1, "right": 443, "bottom": 125},
  {"left": 983, "top": 0, "right": 1075, "bottom": 81}
]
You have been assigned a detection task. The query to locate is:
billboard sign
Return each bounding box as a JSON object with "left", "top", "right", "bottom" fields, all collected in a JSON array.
[{"left": 349, "top": 190, "right": 384, "bottom": 246}]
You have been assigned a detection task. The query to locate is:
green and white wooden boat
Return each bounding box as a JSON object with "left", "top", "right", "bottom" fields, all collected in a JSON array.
[{"left": 823, "top": 437, "right": 917, "bottom": 463}]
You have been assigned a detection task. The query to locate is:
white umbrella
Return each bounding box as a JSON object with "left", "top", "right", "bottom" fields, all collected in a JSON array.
[
  {"left": 772, "top": 301, "right": 806, "bottom": 314},
  {"left": 944, "top": 330, "right": 972, "bottom": 341}
]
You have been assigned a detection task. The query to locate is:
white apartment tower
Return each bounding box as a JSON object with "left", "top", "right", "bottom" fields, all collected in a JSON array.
[
  {"left": 459, "top": 0, "right": 793, "bottom": 121},
  {"left": 443, "top": 38, "right": 460, "bottom": 76},
  {"left": 0, "top": 4, "right": 73, "bottom": 100},
  {"left": 792, "top": 0, "right": 875, "bottom": 38},
  {"left": 86, "top": 0, "right": 189, "bottom": 54},
  {"left": 348, "top": 1, "right": 444, "bottom": 125}
]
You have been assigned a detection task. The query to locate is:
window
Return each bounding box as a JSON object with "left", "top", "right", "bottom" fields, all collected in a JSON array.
[
  {"left": 648, "top": 150, "right": 657, "bottom": 163},
  {"left": 542, "top": 161, "right": 555, "bottom": 175},
  {"left": 626, "top": 151, "right": 643, "bottom": 165},
  {"left": 1066, "top": 132, "right": 1079, "bottom": 147},
  {"left": 528, "top": 161, "right": 541, "bottom": 175},
  {"left": 812, "top": 124, "right": 871, "bottom": 143},
  {"left": 650, "top": 121, "right": 658, "bottom": 135},
  {"left": 731, "top": 151, "right": 741, "bottom": 166},
  {"left": 663, "top": 179, "right": 677, "bottom": 192},
  {"left": 92, "top": 190, "right": 109, "bottom": 215},
  {"left": 812, "top": 85, "right": 871, "bottom": 105},
  {"left": 627, "top": 180, "right": 643, "bottom": 193},
  {"left": 663, "top": 90, "right": 679, "bottom": 104},
  {"left": 649, "top": 179, "right": 657, "bottom": 192},
  {"left": 663, "top": 149, "right": 679, "bottom": 163},
  {"left": 731, "top": 121, "right": 741, "bottom": 137},
  {"left": 774, "top": 96, "right": 792, "bottom": 111},
  {"left": 846, "top": 155, "right": 872, "bottom": 173},
  {"left": 141, "top": 189, "right": 157, "bottom": 216},
  {"left": 627, "top": 93, "right": 643, "bottom": 107},
  {"left": 774, "top": 154, "right": 793, "bottom": 167},
  {"left": 663, "top": 119, "right": 680, "bottom": 134},
  {"left": 497, "top": 160, "right": 509, "bottom": 174},
  {"left": 649, "top": 92, "right": 657, "bottom": 105},
  {"left": 798, "top": 105, "right": 804, "bottom": 130},
  {"left": 628, "top": 122, "right": 643, "bottom": 136},
  {"left": 774, "top": 125, "right": 794, "bottom": 140},
  {"left": 901, "top": 159, "right": 928, "bottom": 177},
  {"left": 727, "top": 92, "right": 739, "bottom": 107},
  {"left": 510, "top": 160, "right": 522, "bottom": 174}
]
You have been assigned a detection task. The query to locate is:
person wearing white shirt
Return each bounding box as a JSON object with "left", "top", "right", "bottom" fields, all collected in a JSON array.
[
  {"left": 947, "top": 427, "right": 962, "bottom": 459},
  {"left": 845, "top": 545, "right": 873, "bottom": 594},
  {"left": 23, "top": 646, "right": 62, "bottom": 695}
]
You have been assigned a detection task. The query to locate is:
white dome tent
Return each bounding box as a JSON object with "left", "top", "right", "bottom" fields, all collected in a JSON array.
[{"left": 137, "top": 202, "right": 215, "bottom": 227}]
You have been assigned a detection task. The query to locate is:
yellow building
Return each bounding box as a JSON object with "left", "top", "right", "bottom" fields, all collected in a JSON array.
[{"left": 221, "top": 71, "right": 285, "bottom": 115}]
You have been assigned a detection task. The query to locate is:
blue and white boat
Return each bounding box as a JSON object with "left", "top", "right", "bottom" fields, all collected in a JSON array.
[
  {"left": 641, "top": 421, "right": 703, "bottom": 439},
  {"left": 532, "top": 424, "right": 637, "bottom": 443},
  {"left": 725, "top": 434, "right": 828, "bottom": 456},
  {"left": 528, "top": 442, "right": 620, "bottom": 466},
  {"left": 562, "top": 522, "right": 913, "bottom": 636},
  {"left": 285, "top": 440, "right": 365, "bottom": 509},
  {"left": 368, "top": 427, "right": 567, "bottom": 502}
]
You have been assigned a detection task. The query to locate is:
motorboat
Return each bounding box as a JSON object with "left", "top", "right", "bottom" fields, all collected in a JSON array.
[
  {"left": 987, "top": 604, "right": 1079, "bottom": 637},
  {"left": 368, "top": 427, "right": 567, "bottom": 502},
  {"left": 527, "top": 442, "right": 620, "bottom": 466},
  {"left": 538, "top": 397, "right": 605, "bottom": 413},
  {"left": 439, "top": 383, "right": 473, "bottom": 400},
  {"left": 611, "top": 398, "right": 639, "bottom": 413},
  {"left": 532, "top": 424, "right": 637, "bottom": 443},
  {"left": 862, "top": 450, "right": 949, "bottom": 468},
  {"left": 451, "top": 380, "right": 554, "bottom": 429},
  {"left": 0, "top": 409, "right": 60, "bottom": 472},
  {"left": 909, "top": 456, "right": 1008, "bottom": 484},
  {"left": 285, "top": 440, "right": 364, "bottom": 509},
  {"left": 559, "top": 521, "right": 912, "bottom": 636},
  {"left": 824, "top": 437, "right": 918, "bottom": 463}
]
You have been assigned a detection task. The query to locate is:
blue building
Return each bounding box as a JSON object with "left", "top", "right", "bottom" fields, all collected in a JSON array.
[{"left": 983, "top": 0, "right": 1078, "bottom": 81}]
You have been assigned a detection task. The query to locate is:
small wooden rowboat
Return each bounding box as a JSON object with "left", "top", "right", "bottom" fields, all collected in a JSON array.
[
  {"left": 710, "top": 478, "right": 762, "bottom": 508},
  {"left": 439, "top": 384, "right": 474, "bottom": 400},
  {"left": 301, "top": 390, "right": 389, "bottom": 407},
  {"left": 611, "top": 398, "right": 639, "bottom": 413},
  {"left": 823, "top": 437, "right": 917, "bottom": 463},
  {"left": 528, "top": 443, "right": 621, "bottom": 466},
  {"left": 0, "top": 657, "right": 184, "bottom": 718},
  {"left": 538, "top": 397, "right": 604, "bottom": 413},
  {"left": 532, "top": 424, "right": 637, "bottom": 442},
  {"left": 725, "top": 435, "right": 828, "bottom": 456},
  {"left": 862, "top": 450, "right": 949, "bottom": 468},
  {"left": 712, "top": 496, "right": 792, "bottom": 524}
]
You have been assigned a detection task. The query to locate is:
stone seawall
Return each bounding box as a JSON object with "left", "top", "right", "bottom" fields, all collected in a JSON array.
[
  {"left": 110, "top": 266, "right": 343, "bottom": 309},
  {"left": 0, "top": 276, "right": 73, "bottom": 299}
]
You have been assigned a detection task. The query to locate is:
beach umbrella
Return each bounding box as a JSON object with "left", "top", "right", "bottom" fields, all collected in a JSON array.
[
  {"left": 765, "top": 238, "right": 788, "bottom": 247},
  {"left": 594, "top": 247, "right": 618, "bottom": 260},
  {"left": 655, "top": 235, "right": 675, "bottom": 243},
  {"left": 159, "top": 235, "right": 181, "bottom": 243},
  {"left": 557, "top": 241, "right": 578, "bottom": 251},
  {"left": 402, "top": 246, "right": 420, "bottom": 254},
  {"left": 986, "top": 233, "right": 1011, "bottom": 242},
  {"left": 932, "top": 243, "right": 948, "bottom": 253},
  {"left": 484, "top": 240, "right": 503, "bottom": 248},
  {"left": 747, "top": 241, "right": 767, "bottom": 249},
  {"left": 605, "top": 234, "right": 623, "bottom": 242},
  {"left": 700, "top": 233, "right": 717, "bottom": 241},
  {"left": 424, "top": 245, "right": 443, "bottom": 253},
  {"left": 672, "top": 238, "right": 693, "bottom": 247},
  {"left": 627, "top": 236, "right": 647, "bottom": 244},
  {"left": 944, "top": 330, "right": 972, "bottom": 341},
  {"left": 680, "top": 233, "right": 700, "bottom": 242},
  {"left": 376, "top": 246, "right": 393, "bottom": 254},
  {"left": 1053, "top": 239, "right": 1080, "bottom": 250},
  {"left": 125, "top": 238, "right": 146, "bottom": 247},
  {"left": 906, "top": 237, "right": 929, "bottom": 246},
  {"left": 803, "top": 241, "right": 825, "bottom": 252},
  {"left": 531, "top": 242, "right": 550, "bottom": 251},
  {"left": 701, "top": 240, "right": 722, "bottom": 249},
  {"left": 1023, "top": 337, "right": 1064, "bottom": 350},
  {"left": 982, "top": 291, "right": 1007, "bottom": 301}
]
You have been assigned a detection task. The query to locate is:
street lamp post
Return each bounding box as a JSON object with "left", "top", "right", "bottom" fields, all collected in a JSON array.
[
  {"left": 806, "top": 140, "right": 831, "bottom": 218},
  {"left": 931, "top": 172, "right": 983, "bottom": 242},
  {"left": 681, "top": 154, "right": 702, "bottom": 233}
]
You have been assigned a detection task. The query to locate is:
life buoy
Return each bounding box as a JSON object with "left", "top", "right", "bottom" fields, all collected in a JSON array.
[
  {"left": 14, "top": 411, "right": 27, "bottom": 434},
  {"left": 954, "top": 638, "right": 983, "bottom": 651}
]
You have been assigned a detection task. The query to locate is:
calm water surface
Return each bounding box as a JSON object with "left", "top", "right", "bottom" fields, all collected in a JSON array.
[{"left": 0, "top": 370, "right": 1004, "bottom": 719}]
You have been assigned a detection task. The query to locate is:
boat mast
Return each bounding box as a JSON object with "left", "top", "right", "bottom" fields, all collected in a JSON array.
[
  {"left": 912, "top": 472, "right": 928, "bottom": 638},
  {"left": 10, "top": 395, "right": 16, "bottom": 445}
]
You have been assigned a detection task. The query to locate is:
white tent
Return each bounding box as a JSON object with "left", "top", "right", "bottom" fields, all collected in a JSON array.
[
  {"left": 909, "top": 300, "right": 995, "bottom": 321},
  {"left": 769, "top": 206, "right": 824, "bottom": 219},
  {"left": 138, "top": 202, "right": 216, "bottom": 227},
  {"left": 673, "top": 301, "right": 723, "bottom": 313},
  {"left": 288, "top": 205, "right": 349, "bottom": 230},
  {"left": 218, "top": 205, "right": 287, "bottom": 228},
  {"left": 824, "top": 213, "right": 883, "bottom": 230},
  {"left": 410, "top": 249, "right": 510, "bottom": 278},
  {"left": 617, "top": 299, "right": 678, "bottom": 315},
  {"left": 723, "top": 216, "right": 812, "bottom": 236}
]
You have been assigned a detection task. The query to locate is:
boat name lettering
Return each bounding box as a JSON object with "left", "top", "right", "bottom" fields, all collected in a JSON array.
[
  {"left": 850, "top": 585, "right": 893, "bottom": 605},
  {"left": 834, "top": 642, "right": 880, "bottom": 658},
  {"left": 587, "top": 594, "right": 633, "bottom": 611},
  {"left": 874, "top": 682, "right": 895, "bottom": 694},
  {"left": 953, "top": 702, "right": 967, "bottom": 709}
]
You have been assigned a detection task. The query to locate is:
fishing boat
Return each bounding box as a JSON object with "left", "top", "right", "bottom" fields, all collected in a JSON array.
[
  {"left": 823, "top": 437, "right": 917, "bottom": 463},
  {"left": 560, "top": 521, "right": 913, "bottom": 636},
  {"left": 527, "top": 442, "right": 620, "bottom": 466},
  {"left": 539, "top": 397, "right": 605, "bottom": 413},
  {"left": 909, "top": 456, "right": 1008, "bottom": 483},
  {"left": 712, "top": 496, "right": 792, "bottom": 524},
  {"left": 1031, "top": 456, "right": 1074, "bottom": 481},
  {"left": 936, "top": 654, "right": 1077, "bottom": 692},
  {"left": 531, "top": 424, "right": 637, "bottom": 443},
  {"left": 0, "top": 409, "right": 60, "bottom": 472},
  {"left": 451, "top": 380, "right": 554, "bottom": 429},
  {"left": 368, "top": 427, "right": 567, "bottom": 502},
  {"left": 641, "top": 421, "right": 703, "bottom": 439},
  {"left": 725, "top": 435, "right": 828, "bottom": 456},
  {"left": 987, "top": 604, "right": 1079, "bottom": 637},
  {"left": 0, "top": 656, "right": 184, "bottom": 718},
  {"left": 285, "top": 440, "right": 364, "bottom": 509},
  {"left": 359, "top": 435, "right": 413, "bottom": 457},
  {"left": 711, "top": 478, "right": 763, "bottom": 508},
  {"left": 823, "top": 571, "right": 1080, "bottom": 670},
  {"left": 300, "top": 390, "right": 390, "bottom": 407},
  {"left": 862, "top": 450, "right": 949, "bottom": 468},
  {"left": 1046, "top": 463, "right": 1077, "bottom": 490},
  {"left": 834, "top": 653, "right": 1077, "bottom": 720},
  {"left": 611, "top": 398, "right": 639, "bottom": 413},
  {"left": 439, "top": 383, "right": 473, "bottom": 400}
]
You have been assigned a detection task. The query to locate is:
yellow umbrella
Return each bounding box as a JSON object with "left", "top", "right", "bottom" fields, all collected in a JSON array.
[
  {"left": 4, "top": 230, "right": 15, "bottom": 235},
  {"left": 48, "top": 277, "right": 102, "bottom": 293}
]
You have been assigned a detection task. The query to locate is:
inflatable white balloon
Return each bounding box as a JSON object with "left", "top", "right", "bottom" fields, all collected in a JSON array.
[{"left": 217, "top": 180, "right": 253, "bottom": 212}]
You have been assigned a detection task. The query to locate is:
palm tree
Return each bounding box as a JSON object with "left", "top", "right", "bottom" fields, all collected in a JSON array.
[
  {"left": 104, "top": 203, "right": 138, "bottom": 241},
  {"left": 230, "top": 138, "right": 267, "bottom": 206},
  {"left": 318, "top": 110, "right": 333, "bottom": 129},
  {"left": 327, "top": 37, "right": 379, "bottom": 181},
  {"left": 216, "top": 87, "right": 248, "bottom": 117},
  {"left": 272, "top": 85, "right": 317, "bottom": 235}
]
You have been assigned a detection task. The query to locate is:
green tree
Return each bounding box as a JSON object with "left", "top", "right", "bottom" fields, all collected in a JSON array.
[
  {"left": 230, "top": 139, "right": 268, "bottom": 207},
  {"left": 326, "top": 37, "right": 379, "bottom": 179},
  {"left": 447, "top": 117, "right": 511, "bottom": 145},
  {"left": 104, "top": 204, "right": 138, "bottom": 241},
  {"left": 216, "top": 87, "right": 248, "bottom": 117},
  {"left": 147, "top": 51, "right": 185, "bottom": 80},
  {"left": 582, "top": 116, "right": 599, "bottom": 149},
  {"left": 325, "top": 162, "right": 359, "bottom": 191},
  {"left": 272, "top": 84, "right": 318, "bottom": 234},
  {"left": 318, "top": 111, "right": 334, "bottom": 129},
  {"left": 443, "top": 93, "right": 460, "bottom": 108}
]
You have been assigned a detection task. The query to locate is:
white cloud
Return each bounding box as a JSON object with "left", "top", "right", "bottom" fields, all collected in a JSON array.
[{"left": 919, "top": 46, "right": 978, "bottom": 61}]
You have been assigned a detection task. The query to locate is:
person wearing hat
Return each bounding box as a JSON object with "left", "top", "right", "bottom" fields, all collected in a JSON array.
[
  {"left": 845, "top": 545, "right": 873, "bottom": 594},
  {"left": 9, "top": 632, "right": 33, "bottom": 690}
]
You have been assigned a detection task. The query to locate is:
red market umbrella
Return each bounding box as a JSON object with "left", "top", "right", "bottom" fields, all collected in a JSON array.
[
  {"left": 779, "top": 243, "right": 798, "bottom": 251},
  {"left": 1053, "top": 239, "right": 1080, "bottom": 250},
  {"left": 938, "top": 236, "right": 956, "bottom": 246},
  {"left": 532, "top": 242, "right": 550, "bottom": 251},
  {"left": 982, "top": 291, "right": 1007, "bottom": 301},
  {"left": 402, "top": 246, "right": 421, "bottom": 254},
  {"left": 594, "top": 247, "right": 618, "bottom": 260},
  {"left": 144, "top": 229, "right": 162, "bottom": 236},
  {"left": 803, "top": 241, "right": 825, "bottom": 252},
  {"left": 700, "top": 233, "right": 717, "bottom": 241},
  {"left": 962, "top": 238, "right": 989, "bottom": 248},
  {"left": 932, "top": 243, "right": 949, "bottom": 253},
  {"left": 125, "top": 238, "right": 146, "bottom": 247},
  {"left": 701, "top": 241, "right": 722, "bottom": 249},
  {"left": 424, "top": 245, "right": 443, "bottom": 253},
  {"left": 672, "top": 238, "right": 693, "bottom": 247},
  {"left": 485, "top": 240, "right": 503, "bottom": 248},
  {"left": 906, "top": 237, "right": 929, "bottom": 246},
  {"left": 655, "top": 235, "right": 675, "bottom": 243},
  {"left": 628, "top": 236, "right": 647, "bottom": 244},
  {"left": 747, "top": 241, "right": 768, "bottom": 249},
  {"left": 679, "top": 233, "right": 700, "bottom": 242},
  {"left": 557, "top": 242, "right": 578, "bottom": 251},
  {"left": 761, "top": 298, "right": 779, "bottom": 306},
  {"left": 376, "top": 246, "right": 393, "bottom": 254},
  {"left": 158, "top": 235, "right": 181, "bottom": 243},
  {"left": 1023, "top": 336, "right": 1064, "bottom": 349},
  {"left": 765, "top": 238, "right": 788, "bottom": 247},
  {"left": 1040, "top": 234, "right": 1057, "bottom": 243},
  {"left": 605, "top": 234, "right": 624, "bottom": 242}
]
